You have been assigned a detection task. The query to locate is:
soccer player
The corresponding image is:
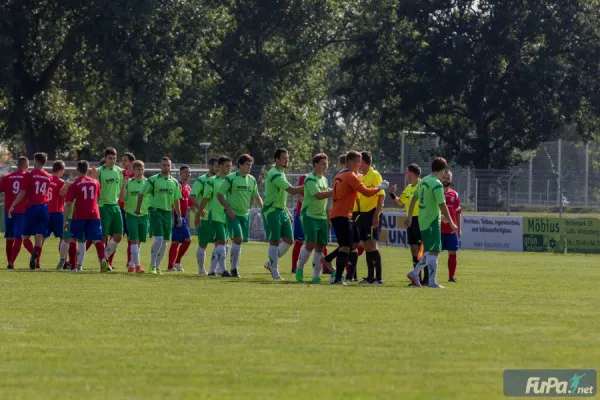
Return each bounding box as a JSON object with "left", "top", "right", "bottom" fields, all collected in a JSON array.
[
  {"left": 167, "top": 165, "right": 194, "bottom": 272},
  {"left": 217, "top": 154, "right": 263, "bottom": 278},
  {"left": 290, "top": 172, "right": 308, "bottom": 273},
  {"left": 136, "top": 156, "right": 182, "bottom": 274},
  {"left": 118, "top": 152, "right": 136, "bottom": 269},
  {"left": 0, "top": 156, "right": 35, "bottom": 269},
  {"left": 262, "top": 148, "right": 304, "bottom": 280},
  {"left": 294, "top": 153, "right": 333, "bottom": 283},
  {"left": 92, "top": 148, "right": 124, "bottom": 271},
  {"left": 355, "top": 151, "right": 385, "bottom": 284},
  {"left": 441, "top": 170, "right": 462, "bottom": 282},
  {"left": 120, "top": 160, "right": 150, "bottom": 273},
  {"left": 8, "top": 152, "right": 52, "bottom": 269},
  {"left": 406, "top": 157, "right": 457, "bottom": 289},
  {"left": 196, "top": 156, "right": 233, "bottom": 277},
  {"left": 57, "top": 171, "right": 78, "bottom": 270},
  {"left": 47, "top": 160, "right": 68, "bottom": 269},
  {"left": 389, "top": 163, "right": 426, "bottom": 284},
  {"left": 329, "top": 151, "right": 389, "bottom": 285},
  {"left": 63, "top": 160, "right": 109, "bottom": 272},
  {"left": 190, "top": 157, "right": 219, "bottom": 275}
]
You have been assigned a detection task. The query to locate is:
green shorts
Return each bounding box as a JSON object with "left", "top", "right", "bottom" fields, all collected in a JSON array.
[
  {"left": 420, "top": 218, "right": 442, "bottom": 253},
  {"left": 263, "top": 208, "right": 293, "bottom": 242},
  {"left": 301, "top": 215, "right": 328, "bottom": 246},
  {"left": 197, "top": 220, "right": 227, "bottom": 245},
  {"left": 126, "top": 213, "right": 148, "bottom": 243},
  {"left": 227, "top": 215, "right": 250, "bottom": 242},
  {"left": 100, "top": 204, "right": 124, "bottom": 236},
  {"left": 149, "top": 208, "right": 173, "bottom": 241}
]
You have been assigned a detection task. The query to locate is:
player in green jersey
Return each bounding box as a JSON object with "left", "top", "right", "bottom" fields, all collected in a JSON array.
[
  {"left": 91, "top": 147, "right": 124, "bottom": 271},
  {"left": 217, "top": 154, "right": 263, "bottom": 278},
  {"left": 120, "top": 160, "right": 151, "bottom": 273},
  {"left": 262, "top": 148, "right": 304, "bottom": 280},
  {"left": 196, "top": 156, "right": 233, "bottom": 277},
  {"left": 136, "top": 156, "right": 182, "bottom": 274},
  {"left": 406, "top": 157, "right": 457, "bottom": 289},
  {"left": 190, "top": 157, "right": 219, "bottom": 275},
  {"left": 295, "top": 154, "right": 333, "bottom": 283}
]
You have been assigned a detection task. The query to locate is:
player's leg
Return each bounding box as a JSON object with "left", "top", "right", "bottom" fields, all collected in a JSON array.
[
  {"left": 291, "top": 213, "right": 304, "bottom": 273},
  {"left": 227, "top": 215, "right": 244, "bottom": 277},
  {"left": 295, "top": 215, "right": 315, "bottom": 282},
  {"left": 105, "top": 205, "right": 123, "bottom": 269},
  {"left": 445, "top": 233, "right": 459, "bottom": 282},
  {"left": 168, "top": 213, "right": 180, "bottom": 271},
  {"left": 330, "top": 217, "right": 352, "bottom": 285},
  {"left": 85, "top": 219, "right": 108, "bottom": 271},
  {"left": 213, "top": 221, "right": 230, "bottom": 277},
  {"left": 148, "top": 208, "right": 164, "bottom": 274},
  {"left": 364, "top": 211, "right": 383, "bottom": 284},
  {"left": 264, "top": 210, "right": 287, "bottom": 280},
  {"left": 5, "top": 213, "right": 14, "bottom": 269},
  {"left": 29, "top": 204, "right": 49, "bottom": 269},
  {"left": 173, "top": 215, "right": 192, "bottom": 272},
  {"left": 126, "top": 214, "right": 140, "bottom": 272},
  {"left": 196, "top": 219, "right": 211, "bottom": 275},
  {"left": 153, "top": 210, "right": 171, "bottom": 273},
  {"left": 312, "top": 219, "right": 329, "bottom": 282},
  {"left": 69, "top": 220, "right": 86, "bottom": 271},
  {"left": 121, "top": 208, "right": 132, "bottom": 269}
]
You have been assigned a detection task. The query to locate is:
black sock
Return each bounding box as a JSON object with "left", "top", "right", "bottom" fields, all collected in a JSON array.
[
  {"left": 324, "top": 248, "right": 339, "bottom": 263},
  {"left": 412, "top": 255, "right": 418, "bottom": 268},
  {"left": 365, "top": 251, "right": 375, "bottom": 280},
  {"left": 423, "top": 264, "right": 429, "bottom": 284},
  {"left": 348, "top": 251, "right": 358, "bottom": 279},
  {"left": 373, "top": 250, "right": 382, "bottom": 280},
  {"left": 335, "top": 251, "right": 348, "bottom": 282}
]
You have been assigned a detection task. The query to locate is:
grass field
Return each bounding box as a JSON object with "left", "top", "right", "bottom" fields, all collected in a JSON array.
[{"left": 0, "top": 238, "right": 599, "bottom": 400}]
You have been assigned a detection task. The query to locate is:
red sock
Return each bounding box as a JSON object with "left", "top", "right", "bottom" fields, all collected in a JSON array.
[
  {"left": 323, "top": 246, "right": 328, "bottom": 256},
  {"left": 9, "top": 239, "right": 21, "bottom": 264},
  {"left": 175, "top": 240, "right": 191, "bottom": 263},
  {"left": 126, "top": 241, "right": 132, "bottom": 266},
  {"left": 357, "top": 246, "right": 365, "bottom": 257},
  {"left": 69, "top": 242, "right": 77, "bottom": 267},
  {"left": 86, "top": 240, "right": 93, "bottom": 250},
  {"left": 6, "top": 239, "right": 14, "bottom": 263},
  {"left": 168, "top": 243, "right": 179, "bottom": 268},
  {"left": 23, "top": 238, "right": 34, "bottom": 254},
  {"left": 291, "top": 240, "right": 303, "bottom": 273},
  {"left": 35, "top": 246, "right": 42, "bottom": 266},
  {"left": 448, "top": 254, "right": 457, "bottom": 279},
  {"left": 108, "top": 252, "right": 115, "bottom": 266},
  {"left": 95, "top": 242, "right": 106, "bottom": 260}
]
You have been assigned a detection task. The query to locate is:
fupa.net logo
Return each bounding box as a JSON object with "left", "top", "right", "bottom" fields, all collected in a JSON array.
[
  {"left": 504, "top": 369, "right": 597, "bottom": 397},
  {"left": 526, "top": 373, "right": 594, "bottom": 395}
]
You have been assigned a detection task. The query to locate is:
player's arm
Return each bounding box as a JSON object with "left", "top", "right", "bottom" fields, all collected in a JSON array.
[
  {"left": 119, "top": 178, "right": 129, "bottom": 204},
  {"left": 349, "top": 174, "right": 388, "bottom": 197},
  {"left": 173, "top": 182, "right": 183, "bottom": 226},
  {"left": 217, "top": 178, "right": 236, "bottom": 219},
  {"left": 63, "top": 202, "right": 73, "bottom": 229},
  {"left": 59, "top": 174, "right": 74, "bottom": 197},
  {"left": 405, "top": 196, "right": 418, "bottom": 227},
  {"left": 435, "top": 186, "right": 457, "bottom": 232},
  {"left": 197, "top": 181, "right": 212, "bottom": 216},
  {"left": 389, "top": 184, "right": 407, "bottom": 207},
  {"left": 314, "top": 190, "right": 333, "bottom": 200},
  {"left": 253, "top": 195, "right": 263, "bottom": 208},
  {"left": 8, "top": 190, "right": 27, "bottom": 215},
  {"left": 456, "top": 195, "right": 462, "bottom": 237},
  {"left": 136, "top": 178, "right": 152, "bottom": 215}
]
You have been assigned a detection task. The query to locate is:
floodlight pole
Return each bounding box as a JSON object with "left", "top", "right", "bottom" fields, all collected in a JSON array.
[{"left": 199, "top": 142, "right": 211, "bottom": 167}]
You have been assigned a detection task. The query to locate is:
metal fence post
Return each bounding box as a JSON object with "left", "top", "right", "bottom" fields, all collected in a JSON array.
[
  {"left": 528, "top": 155, "right": 533, "bottom": 205},
  {"left": 466, "top": 167, "right": 471, "bottom": 204},
  {"left": 584, "top": 142, "right": 589, "bottom": 207},
  {"left": 546, "top": 180, "right": 550, "bottom": 214},
  {"left": 557, "top": 138, "right": 562, "bottom": 206},
  {"left": 475, "top": 178, "right": 479, "bottom": 212},
  {"left": 507, "top": 169, "right": 521, "bottom": 216}
]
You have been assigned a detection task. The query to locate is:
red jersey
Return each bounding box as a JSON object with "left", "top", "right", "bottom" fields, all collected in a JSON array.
[
  {"left": 66, "top": 177, "right": 101, "bottom": 220},
  {"left": 48, "top": 175, "right": 66, "bottom": 213},
  {"left": 179, "top": 181, "right": 192, "bottom": 215},
  {"left": 441, "top": 188, "right": 462, "bottom": 234},
  {"left": 23, "top": 169, "right": 52, "bottom": 206},
  {"left": 119, "top": 169, "right": 136, "bottom": 208},
  {"left": 295, "top": 174, "right": 308, "bottom": 216},
  {"left": 0, "top": 171, "right": 28, "bottom": 214}
]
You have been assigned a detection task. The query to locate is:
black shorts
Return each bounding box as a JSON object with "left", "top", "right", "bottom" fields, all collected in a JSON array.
[
  {"left": 407, "top": 216, "right": 422, "bottom": 245},
  {"left": 356, "top": 209, "right": 381, "bottom": 241},
  {"left": 331, "top": 216, "right": 359, "bottom": 247}
]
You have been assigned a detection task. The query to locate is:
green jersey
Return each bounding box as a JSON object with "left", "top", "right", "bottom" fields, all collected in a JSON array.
[
  {"left": 218, "top": 172, "right": 259, "bottom": 216},
  {"left": 124, "top": 178, "right": 150, "bottom": 215},
  {"left": 141, "top": 174, "right": 182, "bottom": 211},
  {"left": 191, "top": 173, "right": 211, "bottom": 221},
  {"left": 416, "top": 174, "right": 446, "bottom": 229},
  {"left": 98, "top": 165, "right": 123, "bottom": 207},
  {"left": 203, "top": 175, "right": 226, "bottom": 223},
  {"left": 301, "top": 172, "right": 329, "bottom": 220},
  {"left": 263, "top": 167, "right": 291, "bottom": 216}
]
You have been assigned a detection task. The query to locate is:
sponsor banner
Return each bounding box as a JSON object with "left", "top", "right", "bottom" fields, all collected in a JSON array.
[
  {"left": 523, "top": 218, "right": 566, "bottom": 253},
  {"left": 460, "top": 215, "right": 524, "bottom": 252},
  {"left": 379, "top": 212, "right": 408, "bottom": 247},
  {"left": 564, "top": 218, "right": 600, "bottom": 255}
]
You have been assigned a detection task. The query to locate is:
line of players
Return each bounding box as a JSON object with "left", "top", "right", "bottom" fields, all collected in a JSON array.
[{"left": 1, "top": 148, "right": 462, "bottom": 286}]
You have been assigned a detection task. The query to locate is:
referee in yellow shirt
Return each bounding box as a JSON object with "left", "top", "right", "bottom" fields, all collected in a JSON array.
[{"left": 390, "top": 163, "right": 427, "bottom": 285}]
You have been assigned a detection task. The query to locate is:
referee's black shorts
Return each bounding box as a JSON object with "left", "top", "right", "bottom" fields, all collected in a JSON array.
[
  {"left": 407, "top": 216, "right": 422, "bottom": 245},
  {"left": 331, "top": 216, "right": 359, "bottom": 247},
  {"left": 356, "top": 209, "right": 382, "bottom": 242}
]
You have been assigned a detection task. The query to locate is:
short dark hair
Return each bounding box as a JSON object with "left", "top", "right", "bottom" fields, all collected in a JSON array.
[
  {"left": 161, "top": 156, "right": 171, "bottom": 163},
  {"left": 208, "top": 157, "right": 219, "bottom": 166},
  {"left": 179, "top": 165, "right": 190, "bottom": 172},
  {"left": 273, "top": 148, "right": 288, "bottom": 160},
  {"left": 218, "top": 156, "right": 232, "bottom": 165},
  {"left": 407, "top": 163, "right": 421, "bottom": 177},
  {"left": 99, "top": 159, "right": 106, "bottom": 166},
  {"left": 338, "top": 154, "right": 346, "bottom": 165},
  {"left": 33, "top": 152, "right": 48, "bottom": 166},
  {"left": 104, "top": 147, "right": 117, "bottom": 157},
  {"left": 345, "top": 151, "right": 361, "bottom": 163},
  {"left": 77, "top": 160, "right": 89, "bottom": 174},
  {"left": 431, "top": 157, "right": 448, "bottom": 173},
  {"left": 237, "top": 154, "right": 254, "bottom": 167},
  {"left": 17, "top": 156, "right": 28, "bottom": 167},
  {"left": 312, "top": 153, "right": 328, "bottom": 166},
  {"left": 52, "top": 160, "right": 65, "bottom": 173},
  {"left": 123, "top": 152, "right": 135, "bottom": 162},
  {"left": 360, "top": 151, "right": 372, "bottom": 166},
  {"left": 133, "top": 160, "right": 144, "bottom": 169}
]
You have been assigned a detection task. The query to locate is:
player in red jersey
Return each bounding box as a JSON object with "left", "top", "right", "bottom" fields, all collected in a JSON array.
[
  {"left": 0, "top": 156, "right": 34, "bottom": 269},
  {"left": 47, "top": 161, "right": 74, "bottom": 269},
  {"left": 63, "top": 160, "right": 109, "bottom": 272},
  {"left": 116, "top": 152, "right": 136, "bottom": 269},
  {"left": 9, "top": 153, "right": 52, "bottom": 269},
  {"left": 167, "top": 165, "right": 194, "bottom": 271},
  {"left": 441, "top": 170, "right": 462, "bottom": 282}
]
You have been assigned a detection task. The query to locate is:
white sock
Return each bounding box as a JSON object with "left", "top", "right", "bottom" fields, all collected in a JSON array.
[
  {"left": 312, "top": 251, "right": 323, "bottom": 280},
  {"left": 215, "top": 245, "right": 226, "bottom": 273},
  {"left": 298, "top": 248, "right": 312, "bottom": 271},
  {"left": 150, "top": 237, "right": 164, "bottom": 266},
  {"left": 268, "top": 245, "right": 279, "bottom": 276},
  {"left": 156, "top": 241, "right": 168, "bottom": 269},
  {"left": 412, "top": 252, "right": 428, "bottom": 275},
  {"left": 230, "top": 243, "right": 241, "bottom": 271},
  {"left": 77, "top": 242, "right": 86, "bottom": 268},
  {"left": 196, "top": 247, "right": 206, "bottom": 273},
  {"left": 59, "top": 240, "right": 69, "bottom": 261},
  {"left": 105, "top": 239, "right": 119, "bottom": 260},
  {"left": 427, "top": 255, "right": 439, "bottom": 287},
  {"left": 130, "top": 244, "right": 140, "bottom": 267},
  {"left": 277, "top": 242, "right": 292, "bottom": 258},
  {"left": 209, "top": 248, "right": 218, "bottom": 274}
]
